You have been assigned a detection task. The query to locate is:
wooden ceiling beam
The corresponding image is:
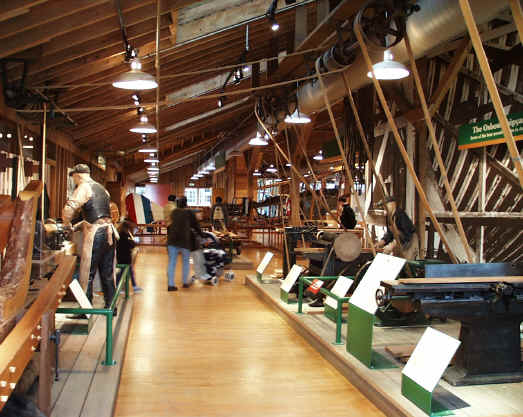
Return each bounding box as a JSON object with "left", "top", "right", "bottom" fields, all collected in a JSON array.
[
  {"left": 44, "top": 17, "right": 291, "bottom": 104},
  {"left": 0, "top": 0, "right": 109, "bottom": 40},
  {"left": 270, "top": 0, "right": 367, "bottom": 81},
  {"left": 75, "top": 101, "right": 250, "bottom": 149},
  {"left": 1, "top": 2, "right": 121, "bottom": 59},
  {"left": 8, "top": 19, "right": 172, "bottom": 82},
  {"left": 35, "top": 37, "right": 172, "bottom": 89},
  {"left": 98, "top": 105, "right": 251, "bottom": 153},
  {"left": 27, "top": 25, "right": 172, "bottom": 86},
  {"left": 0, "top": 0, "right": 48, "bottom": 22}
]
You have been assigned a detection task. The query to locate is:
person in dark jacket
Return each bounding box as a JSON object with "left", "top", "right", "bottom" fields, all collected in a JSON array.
[
  {"left": 167, "top": 196, "right": 202, "bottom": 290},
  {"left": 338, "top": 196, "right": 357, "bottom": 229},
  {"left": 116, "top": 220, "right": 143, "bottom": 293},
  {"left": 377, "top": 196, "right": 418, "bottom": 259}
]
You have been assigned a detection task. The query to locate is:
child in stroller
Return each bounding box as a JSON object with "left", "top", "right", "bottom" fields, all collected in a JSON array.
[{"left": 192, "top": 231, "right": 234, "bottom": 285}]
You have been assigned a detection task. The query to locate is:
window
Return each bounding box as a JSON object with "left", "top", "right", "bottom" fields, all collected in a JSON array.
[
  {"left": 256, "top": 179, "right": 280, "bottom": 202},
  {"left": 184, "top": 187, "right": 212, "bottom": 207}
]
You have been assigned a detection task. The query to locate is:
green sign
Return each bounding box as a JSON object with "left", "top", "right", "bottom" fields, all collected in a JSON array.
[{"left": 458, "top": 112, "right": 523, "bottom": 150}]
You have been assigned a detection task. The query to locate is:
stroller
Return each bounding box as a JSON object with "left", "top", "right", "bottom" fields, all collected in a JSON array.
[{"left": 193, "top": 231, "right": 234, "bottom": 286}]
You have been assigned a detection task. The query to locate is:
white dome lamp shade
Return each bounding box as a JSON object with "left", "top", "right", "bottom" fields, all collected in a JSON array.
[
  {"left": 249, "top": 131, "right": 269, "bottom": 146},
  {"left": 113, "top": 59, "right": 158, "bottom": 90},
  {"left": 367, "top": 50, "right": 410, "bottom": 80},
  {"left": 130, "top": 115, "right": 157, "bottom": 134},
  {"left": 266, "top": 164, "right": 277, "bottom": 173},
  {"left": 284, "top": 103, "right": 311, "bottom": 124}
]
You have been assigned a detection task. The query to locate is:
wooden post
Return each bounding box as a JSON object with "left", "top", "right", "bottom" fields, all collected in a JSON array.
[
  {"left": 404, "top": 33, "right": 475, "bottom": 263},
  {"left": 254, "top": 112, "right": 333, "bottom": 227},
  {"left": 285, "top": 129, "right": 302, "bottom": 226},
  {"left": 477, "top": 147, "right": 487, "bottom": 262},
  {"left": 41, "top": 103, "right": 47, "bottom": 223},
  {"left": 509, "top": 0, "right": 523, "bottom": 46},
  {"left": 293, "top": 125, "right": 339, "bottom": 225},
  {"left": 415, "top": 123, "right": 428, "bottom": 258},
  {"left": 354, "top": 23, "right": 458, "bottom": 263},
  {"left": 155, "top": 0, "right": 161, "bottom": 152},
  {"left": 314, "top": 60, "right": 376, "bottom": 256},
  {"left": 37, "top": 312, "right": 53, "bottom": 416},
  {"left": 459, "top": 0, "right": 523, "bottom": 189}
]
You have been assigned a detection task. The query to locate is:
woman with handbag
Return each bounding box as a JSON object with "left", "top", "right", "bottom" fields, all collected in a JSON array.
[{"left": 167, "top": 196, "right": 202, "bottom": 290}]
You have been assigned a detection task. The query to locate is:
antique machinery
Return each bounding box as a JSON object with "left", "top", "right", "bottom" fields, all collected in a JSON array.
[{"left": 377, "top": 262, "right": 523, "bottom": 386}]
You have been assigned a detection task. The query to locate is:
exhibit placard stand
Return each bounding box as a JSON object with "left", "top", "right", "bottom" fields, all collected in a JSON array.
[
  {"left": 59, "top": 280, "right": 95, "bottom": 334},
  {"left": 346, "top": 254, "right": 405, "bottom": 369},
  {"left": 402, "top": 328, "right": 460, "bottom": 416},
  {"left": 280, "top": 264, "right": 303, "bottom": 304},
  {"left": 256, "top": 251, "right": 274, "bottom": 283},
  {"left": 324, "top": 276, "right": 354, "bottom": 324}
]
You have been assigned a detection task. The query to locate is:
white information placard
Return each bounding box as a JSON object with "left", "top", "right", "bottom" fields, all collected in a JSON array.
[
  {"left": 325, "top": 276, "right": 354, "bottom": 309},
  {"left": 69, "top": 280, "right": 93, "bottom": 318},
  {"left": 280, "top": 264, "right": 304, "bottom": 293},
  {"left": 349, "top": 253, "right": 405, "bottom": 314},
  {"left": 403, "top": 327, "right": 461, "bottom": 392},
  {"left": 256, "top": 251, "right": 274, "bottom": 275}
]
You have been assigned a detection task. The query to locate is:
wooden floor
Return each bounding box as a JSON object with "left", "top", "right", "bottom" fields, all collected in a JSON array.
[{"left": 113, "top": 247, "right": 383, "bottom": 417}]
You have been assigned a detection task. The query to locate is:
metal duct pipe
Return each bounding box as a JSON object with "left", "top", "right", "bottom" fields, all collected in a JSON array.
[{"left": 298, "top": 0, "right": 509, "bottom": 114}]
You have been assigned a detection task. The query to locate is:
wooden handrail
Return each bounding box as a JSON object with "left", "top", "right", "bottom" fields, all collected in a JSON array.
[{"left": 0, "top": 255, "right": 76, "bottom": 411}]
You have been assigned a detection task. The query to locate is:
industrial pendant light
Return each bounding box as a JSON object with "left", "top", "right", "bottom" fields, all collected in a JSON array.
[
  {"left": 367, "top": 50, "right": 410, "bottom": 80},
  {"left": 253, "top": 169, "right": 262, "bottom": 176},
  {"left": 249, "top": 131, "right": 269, "bottom": 146},
  {"left": 284, "top": 107, "right": 311, "bottom": 124},
  {"left": 113, "top": 58, "right": 158, "bottom": 90},
  {"left": 130, "top": 115, "right": 157, "bottom": 134},
  {"left": 266, "top": 164, "right": 277, "bottom": 173},
  {"left": 138, "top": 147, "right": 159, "bottom": 153},
  {"left": 313, "top": 150, "right": 323, "bottom": 160}
]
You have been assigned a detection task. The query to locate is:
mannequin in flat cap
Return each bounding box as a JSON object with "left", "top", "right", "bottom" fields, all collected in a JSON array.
[
  {"left": 376, "top": 196, "right": 418, "bottom": 260},
  {"left": 62, "top": 164, "right": 116, "bottom": 311}
]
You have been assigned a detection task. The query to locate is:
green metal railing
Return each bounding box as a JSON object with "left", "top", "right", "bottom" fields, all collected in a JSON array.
[
  {"left": 297, "top": 276, "right": 352, "bottom": 345},
  {"left": 56, "top": 264, "right": 131, "bottom": 366}
]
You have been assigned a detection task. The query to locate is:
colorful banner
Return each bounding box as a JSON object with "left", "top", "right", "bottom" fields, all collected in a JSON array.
[{"left": 458, "top": 112, "right": 523, "bottom": 150}]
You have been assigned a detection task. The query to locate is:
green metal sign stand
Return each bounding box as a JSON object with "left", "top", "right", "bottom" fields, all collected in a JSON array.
[
  {"left": 280, "top": 288, "right": 297, "bottom": 304},
  {"left": 402, "top": 375, "right": 453, "bottom": 416},
  {"left": 346, "top": 304, "right": 396, "bottom": 369}
]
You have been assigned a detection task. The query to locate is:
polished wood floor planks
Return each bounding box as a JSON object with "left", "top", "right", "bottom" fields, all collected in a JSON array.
[{"left": 114, "top": 247, "right": 383, "bottom": 417}]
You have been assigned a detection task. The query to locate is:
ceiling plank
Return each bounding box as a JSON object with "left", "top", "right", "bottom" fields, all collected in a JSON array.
[
  {"left": 0, "top": 0, "right": 48, "bottom": 22},
  {"left": 39, "top": 0, "right": 188, "bottom": 59},
  {"left": 0, "top": 0, "right": 109, "bottom": 40},
  {"left": 27, "top": 24, "right": 172, "bottom": 86},
  {"left": 0, "top": 2, "right": 121, "bottom": 58},
  {"left": 8, "top": 18, "right": 171, "bottom": 81}
]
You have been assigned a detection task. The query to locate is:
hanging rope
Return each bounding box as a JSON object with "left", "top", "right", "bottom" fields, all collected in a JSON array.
[
  {"left": 314, "top": 59, "right": 376, "bottom": 257},
  {"left": 292, "top": 124, "right": 341, "bottom": 227},
  {"left": 354, "top": 22, "right": 457, "bottom": 263},
  {"left": 254, "top": 106, "right": 334, "bottom": 224},
  {"left": 403, "top": 32, "right": 475, "bottom": 263}
]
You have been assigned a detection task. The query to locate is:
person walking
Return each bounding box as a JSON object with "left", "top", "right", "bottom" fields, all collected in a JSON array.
[{"left": 167, "top": 196, "right": 202, "bottom": 290}]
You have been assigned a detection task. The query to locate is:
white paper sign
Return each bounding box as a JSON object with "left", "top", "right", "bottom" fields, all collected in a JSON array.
[
  {"left": 69, "top": 280, "right": 93, "bottom": 318},
  {"left": 325, "top": 276, "right": 354, "bottom": 309},
  {"left": 403, "top": 327, "right": 461, "bottom": 392},
  {"left": 280, "top": 264, "right": 304, "bottom": 293},
  {"left": 256, "top": 251, "right": 274, "bottom": 275},
  {"left": 349, "top": 253, "right": 405, "bottom": 314}
]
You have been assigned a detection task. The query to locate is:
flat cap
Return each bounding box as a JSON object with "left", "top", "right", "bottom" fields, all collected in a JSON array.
[{"left": 69, "top": 163, "right": 90, "bottom": 176}]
